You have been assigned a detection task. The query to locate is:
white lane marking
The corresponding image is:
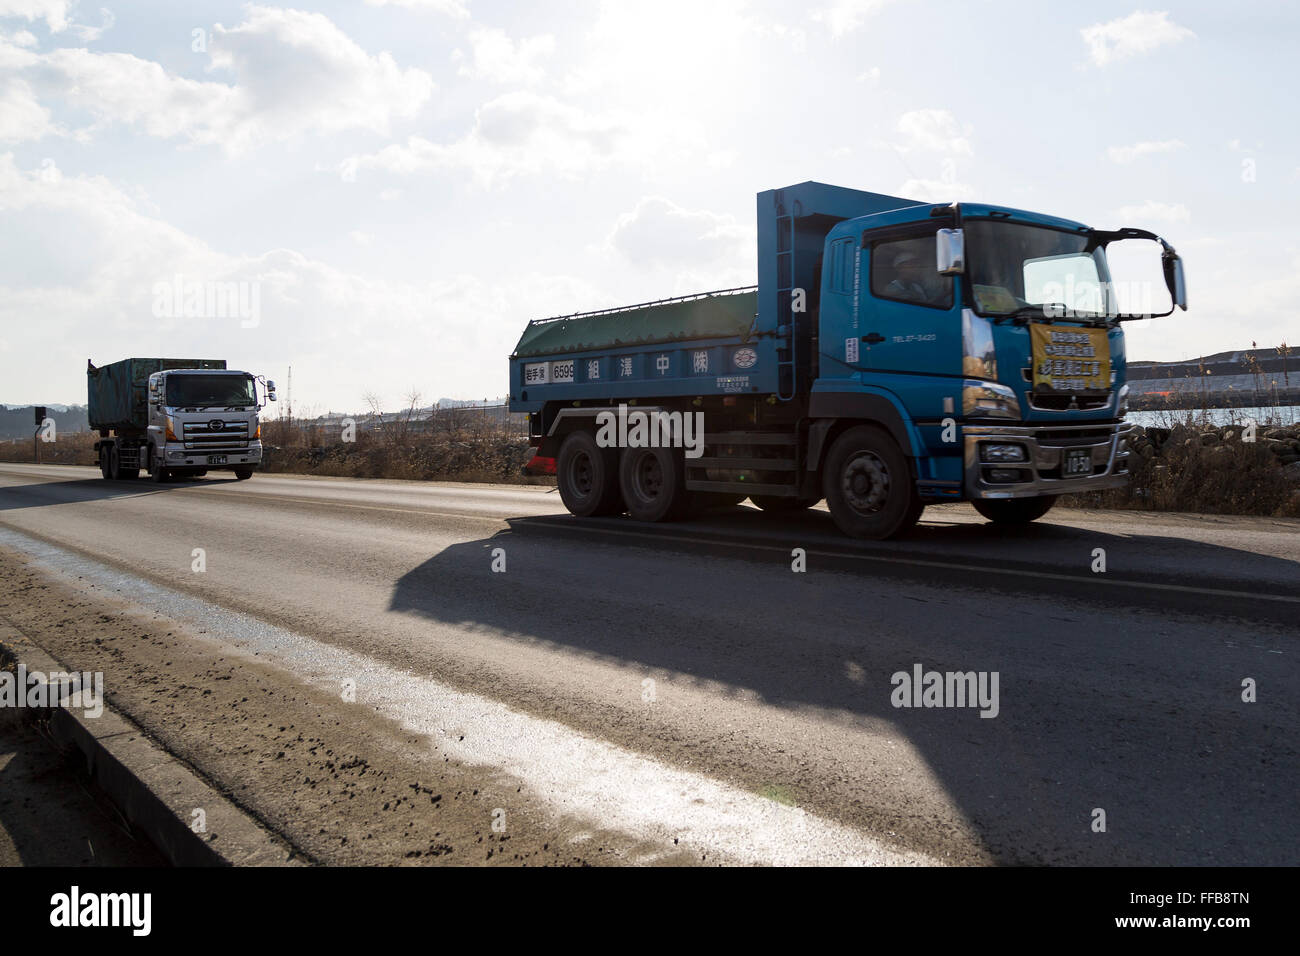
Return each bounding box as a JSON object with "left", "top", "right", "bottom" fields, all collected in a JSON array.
[{"left": 0, "top": 527, "right": 937, "bottom": 867}]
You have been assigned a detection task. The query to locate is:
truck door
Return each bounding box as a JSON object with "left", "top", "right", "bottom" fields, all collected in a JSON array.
[{"left": 858, "top": 229, "right": 962, "bottom": 378}]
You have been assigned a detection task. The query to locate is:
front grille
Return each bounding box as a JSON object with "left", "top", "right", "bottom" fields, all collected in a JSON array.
[
  {"left": 182, "top": 420, "right": 250, "bottom": 450},
  {"left": 1027, "top": 392, "right": 1111, "bottom": 411}
]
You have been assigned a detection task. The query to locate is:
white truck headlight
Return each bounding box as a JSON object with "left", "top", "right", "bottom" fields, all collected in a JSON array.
[{"left": 1117, "top": 383, "right": 1130, "bottom": 416}]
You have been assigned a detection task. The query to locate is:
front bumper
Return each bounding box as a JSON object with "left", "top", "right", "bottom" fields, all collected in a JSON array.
[
  {"left": 964, "top": 421, "right": 1133, "bottom": 499},
  {"left": 165, "top": 441, "right": 262, "bottom": 467}
]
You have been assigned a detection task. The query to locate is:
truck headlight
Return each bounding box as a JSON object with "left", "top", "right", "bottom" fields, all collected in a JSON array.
[
  {"left": 1116, "top": 383, "right": 1130, "bottom": 416},
  {"left": 963, "top": 381, "right": 1021, "bottom": 420},
  {"left": 980, "top": 443, "right": 1027, "bottom": 462},
  {"left": 166, "top": 416, "right": 178, "bottom": 441}
]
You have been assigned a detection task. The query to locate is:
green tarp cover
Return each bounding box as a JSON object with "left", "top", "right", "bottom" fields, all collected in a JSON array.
[
  {"left": 513, "top": 290, "right": 757, "bottom": 359},
  {"left": 87, "top": 357, "right": 226, "bottom": 431}
]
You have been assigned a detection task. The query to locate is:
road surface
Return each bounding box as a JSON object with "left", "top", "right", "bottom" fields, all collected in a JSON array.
[{"left": 0, "top": 463, "right": 1295, "bottom": 865}]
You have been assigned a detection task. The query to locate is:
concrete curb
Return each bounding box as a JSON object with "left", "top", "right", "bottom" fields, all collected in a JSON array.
[{"left": 0, "top": 625, "right": 304, "bottom": 866}]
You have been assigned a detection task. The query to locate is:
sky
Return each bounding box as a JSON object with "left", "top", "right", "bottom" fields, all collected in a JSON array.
[{"left": 0, "top": 0, "right": 1296, "bottom": 414}]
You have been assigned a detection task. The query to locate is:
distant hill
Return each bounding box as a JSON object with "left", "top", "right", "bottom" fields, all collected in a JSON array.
[{"left": 0, "top": 404, "right": 89, "bottom": 441}]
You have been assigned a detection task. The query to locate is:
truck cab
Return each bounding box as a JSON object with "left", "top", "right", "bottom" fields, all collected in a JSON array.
[{"left": 815, "top": 201, "right": 1184, "bottom": 514}]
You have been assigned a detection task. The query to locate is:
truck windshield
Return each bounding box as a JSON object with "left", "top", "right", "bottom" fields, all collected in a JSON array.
[
  {"left": 966, "top": 220, "right": 1115, "bottom": 319},
  {"left": 166, "top": 375, "right": 255, "bottom": 407}
]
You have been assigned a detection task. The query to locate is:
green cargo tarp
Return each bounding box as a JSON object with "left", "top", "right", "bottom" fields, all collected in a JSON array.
[
  {"left": 87, "top": 358, "right": 226, "bottom": 431},
  {"left": 512, "top": 290, "right": 757, "bottom": 359}
]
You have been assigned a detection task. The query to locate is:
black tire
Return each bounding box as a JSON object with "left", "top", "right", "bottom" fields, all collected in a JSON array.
[
  {"left": 619, "top": 445, "right": 689, "bottom": 522},
  {"left": 99, "top": 446, "right": 111, "bottom": 480},
  {"left": 108, "top": 445, "right": 128, "bottom": 480},
  {"left": 971, "top": 496, "right": 1056, "bottom": 524},
  {"left": 233, "top": 466, "right": 254, "bottom": 481},
  {"left": 822, "top": 425, "right": 920, "bottom": 540},
  {"left": 148, "top": 445, "right": 169, "bottom": 483},
  {"left": 556, "top": 431, "right": 622, "bottom": 517},
  {"left": 750, "top": 495, "right": 819, "bottom": 513}
]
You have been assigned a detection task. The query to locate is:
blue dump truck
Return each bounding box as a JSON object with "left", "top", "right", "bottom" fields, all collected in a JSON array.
[{"left": 508, "top": 181, "right": 1187, "bottom": 539}]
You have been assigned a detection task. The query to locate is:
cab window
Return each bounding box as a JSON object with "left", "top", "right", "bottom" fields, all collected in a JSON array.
[{"left": 870, "top": 235, "right": 953, "bottom": 310}]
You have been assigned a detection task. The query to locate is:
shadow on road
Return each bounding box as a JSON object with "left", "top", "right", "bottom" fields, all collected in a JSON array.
[
  {"left": 0, "top": 476, "right": 245, "bottom": 512},
  {"left": 388, "top": 514, "right": 1298, "bottom": 865}
]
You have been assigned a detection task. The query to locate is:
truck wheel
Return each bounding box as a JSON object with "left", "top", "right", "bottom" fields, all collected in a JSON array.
[
  {"left": 148, "top": 447, "right": 169, "bottom": 483},
  {"left": 557, "top": 431, "right": 622, "bottom": 516},
  {"left": 620, "top": 446, "right": 688, "bottom": 522},
  {"left": 99, "top": 447, "right": 111, "bottom": 480},
  {"left": 971, "top": 496, "right": 1056, "bottom": 524},
  {"left": 233, "top": 466, "right": 254, "bottom": 481},
  {"left": 750, "top": 495, "right": 819, "bottom": 513},
  {"left": 823, "top": 425, "right": 921, "bottom": 540},
  {"left": 107, "top": 445, "right": 127, "bottom": 480}
]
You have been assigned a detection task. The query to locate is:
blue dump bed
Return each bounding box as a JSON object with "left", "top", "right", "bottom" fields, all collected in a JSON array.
[
  {"left": 87, "top": 357, "right": 226, "bottom": 431},
  {"left": 508, "top": 182, "right": 924, "bottom": 413}
]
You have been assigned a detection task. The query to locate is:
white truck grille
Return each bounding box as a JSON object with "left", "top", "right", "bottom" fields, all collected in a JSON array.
[{"left": 182, "top": 419, "right": 250, "bottom": 450}]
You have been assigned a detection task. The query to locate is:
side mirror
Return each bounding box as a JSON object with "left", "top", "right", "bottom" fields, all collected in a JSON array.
[
  {"left": 1164, "top": 254, "right": 1188, "bottom": 311},
  {"left": 268, "top": 392, "right": 277, "bottom": 402},
  {"left": 936, "top": 228, "right": 964, "bottom": 275}
]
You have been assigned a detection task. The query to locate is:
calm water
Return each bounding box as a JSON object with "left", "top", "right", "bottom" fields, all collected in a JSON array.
[{"left": 1126, "top": 405, "right": 1300, "bottom": 428}]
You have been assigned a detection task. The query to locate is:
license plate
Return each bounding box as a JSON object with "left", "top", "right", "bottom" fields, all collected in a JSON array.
[
  {"left": 1063, "top": 448, "right": 1091, "bottom": 476},
  {"left": 207, "top": 455, "right": 227, "bottom": 465}
]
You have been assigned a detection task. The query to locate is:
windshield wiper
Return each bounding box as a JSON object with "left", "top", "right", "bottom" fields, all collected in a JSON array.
[{"left": 992, "top": 305, "right": 1112, "bottom": 327}]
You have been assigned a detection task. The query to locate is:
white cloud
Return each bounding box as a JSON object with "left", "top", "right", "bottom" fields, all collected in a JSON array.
[
  {"left": 340, "top": 91, "right": 628, "bottom": 186},
  {"left": 363, "top": 0, "right": 469, "bottom": 16},
  {"left": 896, "top": 109, "right": 972, "bottom": 154},
  {"left": 2, "top": 6, "right": 434, "bottom": 152},
  {"left": 453, "top": 27, "right": 554, "bottom": 86},
  {"left": 856, "top": 66, "right": 881, "bottom": 83},
  {"left": 1117, "top": 199, "right": 1190, "bottom": 223},
  {"left": 349, "top": 230, "right": 374, "bottom": 246},
  {"left": 1081, "top": 10, "right": 1194, "bottom": 67},
  {"left": 1107, "top": 138, "right": 1185, "bottom": 163},
  {"left": 0, "top": 153, "right": 598, "bottom": 409},
  {"left": 0, "top": 0, "right": 69, "bottom": 32},
  {"left": 0, "top": 76, "right": 55, "bottom": 141},
  {"left": 814, "top": 0, "right": 895, "bottom": 37},
  {"left": 608, "top": 197, "right": 752, "bottom": 268},
  {"left": 898, "top": 177, "right": 976, "bottom": 202}
]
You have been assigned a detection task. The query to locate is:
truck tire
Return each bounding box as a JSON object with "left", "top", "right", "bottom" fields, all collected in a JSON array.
[
  {"left": 557, "top": 431, "right": 622, "bottom": 517},
  {"left": 107, "top": 444, "right": 137, "bottom": 480},
  {"left": 99, "top": 446, "right": 111, "bottom": 480},
  {"left": 233, "top": 466, "right": 254, "bottom": 481},
  {"left": 148, "top": 446, "right": 169, "bottom": 483},
  {"left": 750, "top": 495, "right": 819, "bottom": 513},
  {"left": 822, "top": 425, "right": 921, "bottom": 540},
  {"left": 971, "top": 496, "right": 1056, "bottom": 524},
  {"left": 620, "top": 445, "right": 688, "bottom": 523}
]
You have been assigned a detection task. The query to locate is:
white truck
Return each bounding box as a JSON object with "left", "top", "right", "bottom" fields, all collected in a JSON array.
[{"left": 88, "top": 358, "right": 276, "bottom": 482}]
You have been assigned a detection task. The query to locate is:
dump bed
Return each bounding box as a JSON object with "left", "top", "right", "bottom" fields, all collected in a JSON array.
[
  {"left": 87, "top": 357, "right": 226, "bottom": 431},
  {"left": 510, "top": 288, "right": 766, "bottom": 412},
  {"left": 508, "top": 182, "right": 924, "bottom": 413}
]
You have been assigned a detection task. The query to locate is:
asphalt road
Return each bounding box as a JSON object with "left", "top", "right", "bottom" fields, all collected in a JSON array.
[{"left": 0, "top": 462, "right": 1295, "bottom": 865}]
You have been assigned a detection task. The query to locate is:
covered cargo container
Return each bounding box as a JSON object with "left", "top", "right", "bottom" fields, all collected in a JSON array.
[{"left": 87, "top": 358, "right": 226, "bottom": 433}]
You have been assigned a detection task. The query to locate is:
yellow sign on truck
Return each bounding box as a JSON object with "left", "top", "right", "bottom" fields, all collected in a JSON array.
[{"left": 1030, "top": 324, "right": 1110, "bottom": 392}]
